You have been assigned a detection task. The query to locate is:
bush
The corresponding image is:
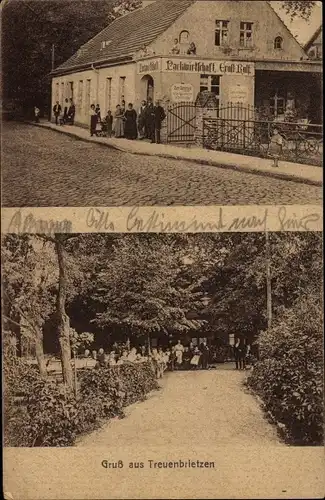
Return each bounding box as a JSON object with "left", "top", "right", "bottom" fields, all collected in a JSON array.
[
  {"left": 246, "top": 294, "right": 323, "bottom": 445},
  {"left": 4, "top": 356, "right": 159, "bottom": 447}
]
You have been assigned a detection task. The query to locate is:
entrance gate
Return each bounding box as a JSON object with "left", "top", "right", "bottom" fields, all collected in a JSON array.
[{"left": 166, "top": 102, "right": 196, "bottom": 143}]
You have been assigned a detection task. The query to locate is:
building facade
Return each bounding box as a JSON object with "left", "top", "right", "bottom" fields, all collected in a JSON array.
[{"left": 51, "top": 0, "right": 322, "bottom": 127}]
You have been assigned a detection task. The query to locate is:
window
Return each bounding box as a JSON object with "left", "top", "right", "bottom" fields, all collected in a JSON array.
[
  {"left": 78, "top": 80, "right": 83, "bottom": 109},
  {"left": 200, "top": 74, "right": 220, "bottom": 106},
  {"left": 119, "top": 76, "right": 126, "bottom": 102},
  {"left": 274, "top": 36, "right": 283, "bottom": 49},
  {"left": 69, "top": 82, "right": 74, "bottom": 101},
  {"left": 85, "top": 79, "right": 91, "bottom": 111},
  {"left": 270, "top": 93, "right": 285, "bottom": 117},
  {"left": 215, "top": 20, "right": 229, "bottom": 46},
  {"left": 105, "top": 77, "right": 112, "bottom": 111},
  {"left": 101, "top": 40, "right": 111, "bottom": 50},
  {"left": 179, "top": 30, "right": 189, "bottom": 43},
  {"left": 61, "top": 82, "right": 65, "bottom": 105},
  {"left": 55, "top": 82, "right": 59, "bottom": 102},
  {"left": 240, "top": 22, "right": 253, "bottom": 47}
]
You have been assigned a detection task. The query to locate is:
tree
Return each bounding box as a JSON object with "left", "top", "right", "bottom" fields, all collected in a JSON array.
[
  {"left": 84, "top": 235, "right": 205, "bottom": 349},
  {"left": 2, "top": 235, "right": 57, "bottom": 378},
  {"left": 281, "top": 1, "right": 318, "bottom": 20}
]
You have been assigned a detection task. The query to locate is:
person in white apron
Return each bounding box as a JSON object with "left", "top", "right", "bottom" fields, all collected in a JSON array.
[{"left": 173, "top": 340, "right": 184, "bottom": 367}]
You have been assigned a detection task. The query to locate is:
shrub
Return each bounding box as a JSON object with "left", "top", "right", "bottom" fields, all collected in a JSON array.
[
  {"left": 4, "top": 356, "right": 159, "bottom": 447},
  {"left": 247, "top": 294, "right": 323, "bottom": 445}
]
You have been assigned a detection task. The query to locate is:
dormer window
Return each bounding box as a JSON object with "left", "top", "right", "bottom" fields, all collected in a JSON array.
[
  {"left": 101, "top": 40, "right": 111, "bottom": 50},
  {"left": 274, "top": 36, "right": 283, "bottom": 49}
]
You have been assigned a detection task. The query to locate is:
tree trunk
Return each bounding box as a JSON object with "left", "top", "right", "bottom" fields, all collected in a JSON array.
[
  {"left": 34, "top": 327, "right": 47, "bottom": 379},
  {"left": 266, "top": 231, "right": 272, "bottom": 330},
  {"left": 55, "top": 236, "right": 73, "bottom": 390}
]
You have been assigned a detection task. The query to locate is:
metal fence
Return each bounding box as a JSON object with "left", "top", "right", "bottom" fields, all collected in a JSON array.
[{"left": 203, "top": 117, "right": 323, "bottom": 166}]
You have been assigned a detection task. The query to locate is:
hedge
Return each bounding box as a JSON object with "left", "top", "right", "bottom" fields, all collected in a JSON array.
[
  {"left": 4, "top": 356, "right": 159, "bottom": 447},
  {"left": 246, "top": 295, "right": 323, "bottom": 445}
]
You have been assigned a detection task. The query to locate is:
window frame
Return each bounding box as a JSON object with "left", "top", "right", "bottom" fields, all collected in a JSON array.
[
  {"left": 239, "top": 21, "right": 253, "bottom": 48},
  {"left": 274, "top": 36, "right": 283, "bottom": 50},
  {"left": 215, "top": 20, "right": 229, "bottom": 47},
  {"left": 200, "top": 74, "right": 221, "bottom": 107}
]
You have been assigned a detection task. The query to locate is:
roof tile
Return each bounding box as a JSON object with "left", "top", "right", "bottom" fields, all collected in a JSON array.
[{"left": 54, "top": 0, "right": 194, "bottom": 74}]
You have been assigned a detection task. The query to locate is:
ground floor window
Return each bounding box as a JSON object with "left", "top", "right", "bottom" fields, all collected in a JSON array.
[
  {"left": 119, "top": 76, "right": 126, "bottom": 103},
  {"left": 106, "top": 77, "right": 112, "bottom": 112},
  {"left": 200, "top": 75, "right": 220, "bottom": 105},
  {"left": 85, "top": 79, "right": 91, "bottom": 111},
  {"left": 269, "top": 92, "right": 286, "bottom": 117},
  {"left": 78, "top": 80, "right": 83, "bottom": 112}
]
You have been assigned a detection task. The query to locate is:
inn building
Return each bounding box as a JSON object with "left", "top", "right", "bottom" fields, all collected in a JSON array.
[{"left": 51, "top": 0, "right": 322, "bottom": 129}]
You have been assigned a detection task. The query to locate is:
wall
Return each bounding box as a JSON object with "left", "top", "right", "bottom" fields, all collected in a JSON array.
[
  {"left": 148, "top": 0, "right": 307, "bottom": 61},
  {"left": 52, "top": 62, "right": 136, "bottom": 126}
]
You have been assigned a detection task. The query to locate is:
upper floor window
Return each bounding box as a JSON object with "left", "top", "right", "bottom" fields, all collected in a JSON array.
[
  {"left": 274, "top": 36, "right": 283, "bottom": 49},
  {"left": 240, "top": 22, "right": 253, "bottom": 47},
  {"left": 215, "top": 20, "right": 229, "bottom": 46}
]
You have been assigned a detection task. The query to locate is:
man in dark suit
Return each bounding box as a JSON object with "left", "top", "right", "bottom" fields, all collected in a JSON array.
[
  {"left": 233, "top": 339, "right": 246, "bottom": 370},
  {"left": 200, "top": 340, "right": 210, "bottom": 370},
  {"left": 153, "top": 100, "right": 166, "bottom": 144},
  {"left": 53, "top": 101, "right": 61, "bottom": 125},
  {"left": 145, "top": 97, "right": 155, "bottom": 142},
  {"left": 68, "top": 98, "right": 76, "bottom": 125}
]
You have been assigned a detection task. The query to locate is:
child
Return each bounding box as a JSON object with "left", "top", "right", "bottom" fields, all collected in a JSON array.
[
  {"left": 269, "top": 127, "right": 284, "bottom": 167},
  {"left": 34, "top": 106, "right": 40, "bottom": 123}
]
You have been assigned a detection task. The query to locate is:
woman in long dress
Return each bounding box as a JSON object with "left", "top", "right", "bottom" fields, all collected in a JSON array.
[
  {"left": 89, "top": 104, "right": 98, "bottom": 137},
  {"left": 124, "top": 103, "right": 138, "bottom": 140},
  {"left": 114, "top": 104, "right": 124, "bottom": 138}
]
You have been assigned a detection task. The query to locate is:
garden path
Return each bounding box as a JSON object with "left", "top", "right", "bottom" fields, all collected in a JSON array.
[{"left": 77, "top": 368, "right": 282, "bottom": 447}]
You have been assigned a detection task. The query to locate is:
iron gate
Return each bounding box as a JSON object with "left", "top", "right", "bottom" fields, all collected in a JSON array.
[{"left": 167, "top": 102, "right": 196, "bottom": 143}]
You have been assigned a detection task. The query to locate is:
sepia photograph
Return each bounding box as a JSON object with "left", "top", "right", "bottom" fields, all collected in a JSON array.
[
  {"left": 1, "top": 0, "right": 323, "bottom": 207},
  {"left": 3, "top": 232, "right": 323, "bottom": 451}
]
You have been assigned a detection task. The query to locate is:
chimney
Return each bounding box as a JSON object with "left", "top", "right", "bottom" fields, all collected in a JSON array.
[{"left": 142, "top": 1, "right": 156, "bottom": 7}]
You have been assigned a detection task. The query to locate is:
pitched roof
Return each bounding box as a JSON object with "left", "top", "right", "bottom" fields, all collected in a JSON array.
[
  {"left": 53, "top": 0, "right": 194, "bottom": 75},
  {"left": 304, "top": 25, "right": 322, "bottom": 50}
]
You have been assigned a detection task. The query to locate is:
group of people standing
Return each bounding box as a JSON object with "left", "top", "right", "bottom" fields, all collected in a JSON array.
[
  {"left": 52, "top": 98, "right": 75, "bottom": 125},
  {"left": 90, "top": 97, "right": 166, "bottom": 143}
]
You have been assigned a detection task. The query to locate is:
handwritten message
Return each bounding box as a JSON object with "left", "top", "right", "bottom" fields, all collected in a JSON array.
[{"left": 2, "top": 207, "right": 321, "bottom": 235}]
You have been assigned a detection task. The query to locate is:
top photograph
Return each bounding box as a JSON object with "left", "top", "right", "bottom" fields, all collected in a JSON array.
[{"left": 2, "top": 0, "right": 323, "bottom": 207}]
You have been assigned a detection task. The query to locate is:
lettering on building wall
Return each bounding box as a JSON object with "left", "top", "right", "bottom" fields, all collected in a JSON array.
[
  {"left": 171, "top": 83, "right": 194, "bottom": 103},
  {"left": 138, "top": 59, "right": 161, "bottom": 74},
  {"left": 229, "top": 85, "right": 249, "bottom": 103},
  {"left": 164, "top": 59, "right": 254, "bottom": 76}
]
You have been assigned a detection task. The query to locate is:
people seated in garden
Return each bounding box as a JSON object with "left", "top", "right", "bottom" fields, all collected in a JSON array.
[{"left": 190, "top": 346, "right": 201, "bottom": 369}]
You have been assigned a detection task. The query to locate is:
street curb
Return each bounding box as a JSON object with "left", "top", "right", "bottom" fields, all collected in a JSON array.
[{"left": 30, "top": 122, "right": 322, "bottom": 187}]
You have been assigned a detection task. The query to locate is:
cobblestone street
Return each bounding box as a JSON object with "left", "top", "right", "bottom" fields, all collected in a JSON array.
[{"left": 3, "top": 122, "right": 322, "bottom": 206}]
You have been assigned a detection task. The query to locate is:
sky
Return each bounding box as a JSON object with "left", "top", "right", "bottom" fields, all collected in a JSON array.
[{"left": 271, "top": 1, "right": 322, "bottom": 45}]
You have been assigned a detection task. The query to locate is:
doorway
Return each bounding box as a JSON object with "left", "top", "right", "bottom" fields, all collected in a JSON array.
[{"left": 140, "top": 74, "right": 154, "bottom": 102}]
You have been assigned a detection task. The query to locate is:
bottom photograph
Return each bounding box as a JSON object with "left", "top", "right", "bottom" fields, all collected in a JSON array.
[{"left": 3, "top": 232, "right": 323, "bottom": 449}]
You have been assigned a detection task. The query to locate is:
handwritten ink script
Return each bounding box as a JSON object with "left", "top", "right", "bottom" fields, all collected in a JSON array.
[
  {"left": 85, "top": 207, "right": 321, "bottom": 233},
  {"left": 277, "top": 207, "right": 320, "bottom": 231},
  {"left": 7, "top": 211, "right": 72, "bottom": 235}
]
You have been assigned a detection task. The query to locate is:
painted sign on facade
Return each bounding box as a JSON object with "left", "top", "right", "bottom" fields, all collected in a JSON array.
[
  {"left": 163, "top": 58, "right": 255, "bottom": 76},
  {"left": 171, "top": 83, "right": 194, "bottom": 102},
  {"left": 137, "top": 59, "right": 161, "bottom": 74},
  {"left": 229, "top": 85, "right": 249, "bottom": 103}
]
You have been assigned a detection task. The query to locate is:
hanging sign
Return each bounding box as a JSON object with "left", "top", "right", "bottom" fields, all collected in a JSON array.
[{"left": 171, "top": 83, "right": 194, "bottom": 102}]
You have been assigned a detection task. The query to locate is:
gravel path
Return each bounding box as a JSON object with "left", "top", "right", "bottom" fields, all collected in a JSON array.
[
  {"left": 2, "top": 122, "right": 322, "bottom": 206},
  {"left": 77, "top": 370, "right": 283, "bottom": 448}
]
